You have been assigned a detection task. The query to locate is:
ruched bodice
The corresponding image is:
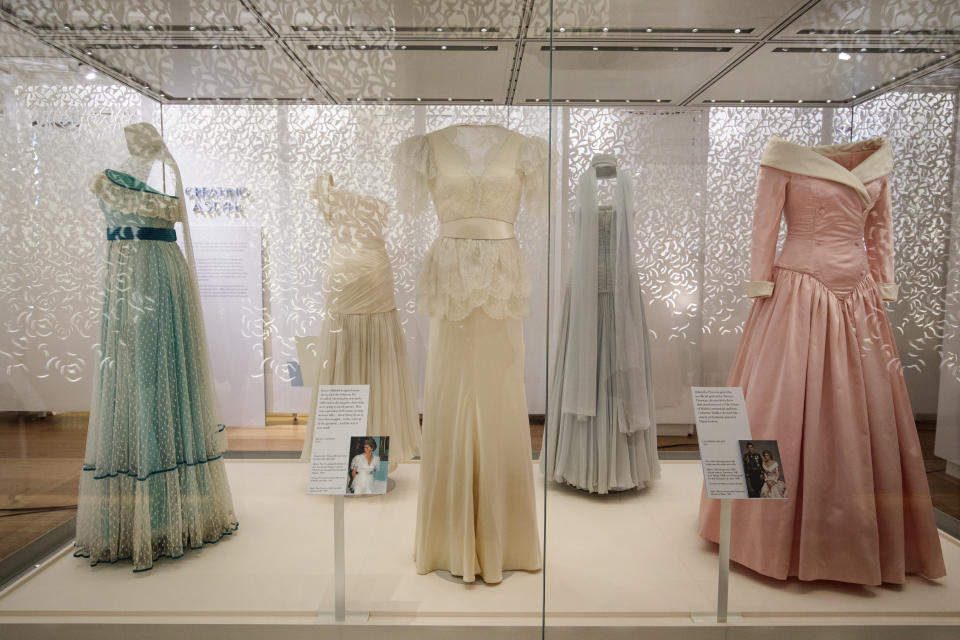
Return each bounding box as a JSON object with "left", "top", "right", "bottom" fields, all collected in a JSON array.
[
  {"left": 393, "top": 124, "right": 548, "bottom": 320},
  {"left": 774, "top": 172, "right": 883, "bottom": 297},
  {"left": 312, "top": 174, "right": 395, "bottom": 315}
]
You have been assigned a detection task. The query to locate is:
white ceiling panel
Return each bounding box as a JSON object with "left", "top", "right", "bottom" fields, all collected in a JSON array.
[
  {"left": 699, "top": 42, "right": 957, "bottom": 103},
  {"left": 75, "top": 39, "right": 321, "bottom": 100},
  {"left": 514, "top": 40, "right": 749, "bottom": 104},
  {"left": 296, "top": 39, "right": 513, "bottom": 103},
  {"left": 0, "top": 19, "right": 61, "bottom": 57},
  {"left": 2, "top": 0, "right": 265, "bottom": 36},
  {"left": 256, "top": 0, "right": 524, "bottom": 38},
  {"left": 783, "top": 0, "right": 960, "bottom": 40},
  {"left": 530, "top": 0, "right": 807, "bottom": 39}
]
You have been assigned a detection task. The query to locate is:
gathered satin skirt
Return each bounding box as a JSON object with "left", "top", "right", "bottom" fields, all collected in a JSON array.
[
  {"left": 698, "top": 267, "right": 945, "bottom": 585},
  {"left": 415, "top": 309, "right": 542, "bottom": 583}
]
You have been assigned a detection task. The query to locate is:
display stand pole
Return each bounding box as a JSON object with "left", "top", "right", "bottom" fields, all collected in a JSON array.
[
  {"left": 716, "top": 498, "right": 732, "bottom": 623},
  {"left": 333, "top": 495, "right": 345, "bottom": 621}
]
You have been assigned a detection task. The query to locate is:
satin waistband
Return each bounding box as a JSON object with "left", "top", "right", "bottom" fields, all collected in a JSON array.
[
  {"left": 107, "top": 226, "right": 177, "bottom": 242},
  {"left": 439, "top": 217, "right": 515, "bottom": 240}
]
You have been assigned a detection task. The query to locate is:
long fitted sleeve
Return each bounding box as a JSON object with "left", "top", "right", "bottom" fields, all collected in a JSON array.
[
  {"left": 864, "top": 176, "right": 898, "bottom": 301},
  {"left": 746, "top": 166, "right": 790, "bottom": 297}
]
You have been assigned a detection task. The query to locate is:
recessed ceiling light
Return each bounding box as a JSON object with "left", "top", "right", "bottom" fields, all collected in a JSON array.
[
  {"left": 187, "top": 97, "right": 193, "bottom": 101},
  {"left": 480, "top": 27, "right": 488, "bottom": 32},
  {"left": 594, "top": 99, "right": 600, "bottom": 102},
  {"left": 740, "top": 99, "right": 745, "bottom": 103},
  {"left": 436, "top": 27, "right": 443, "bottom": 32},
  {"left": 645, "top": 28, "right": 652, "bottom": 32},
  {"left": 691, "top": 28, "right": 698, "bottom": 33},
  {"left": 100, "top": 24, "right": 109, "bottom": 30},
  {"left": 625, "top": 99, "right": 631, "bottom": 103},
  {"left": 558, "top": 27, "right": 566, "bottom": 32},
  {"left": 821, "top": 48, "right": 828, "bottom": 52},
  {"left": 416, "top": 97, "right": 422, "bottom": 101},
  {"left": 838, "top": 51, "right": 851, "bottom": 60},
  {"left": 63, "top": 25, "right": 70, "bottom": 30},
  {"left": 85, "top": 50, "right": 92, "bottom": 55},
  {"left": 299, "top": 26, "right": 308, "bottom": 31},
  {"left": 734, "top": 28, "right": 741, "bottom": 34},
  {"left": 798, "top": 99, "right": 803, "bottom": 103},
  {"left": 710, "top": 99, "right": 716, "bottom": 103},
  {"left": 385, "top": 97, "right": 391, "bottom": 101},
  {"left": 898, "top": 48, "right": 905, "bottom": 53},
  {"left": 768, "top": 99, "right": 774, "bottom": 103},
  {"left": 447, "top": 97, "right": 453, "bottom": 101},
  {"left": 826, "top": 99, "right": 831, "bottom": 103},
  {"left": 389, "top": 26, "right": 396, "bottom": 31},
  {"left": 941, "top": 55, "right": 947, "bottom": 59},
  {"left": 188, "top": 25, "right": 196, "bottom": 31},
  {"left": 534, "top": 98, "right": 540, "bottom": 102},
  {"left": 360, "top": 44, "right": 367, "bottom": 49},
  {"left": 564, "top": 99, "right": 570, "bottom": 102},
  {"left": 870, "top": 85, "right": 876, "bottom": 90},
  {"left": 602, "top": 27, "right": 609, "bottom": 32},
  {"left": 400, "top": 45, "right": 407, "bottom": 49},
  {"left": 891, "top": 76, "right": 896, "bottom": 80},
  {"left": 852, "top": 95, "right": 857, "bottom": 98},
  {"left": 211, "top": 44, "right": 218, "bottom": 49},
  {"left": 860, "top": 47, "right": 867, "bottom": 52},
  {"left": 592, "top": 46, "right": 599, "bottom": 51},
  {"left": 440, "top": 45, "right": 447, "bottom": 50}
]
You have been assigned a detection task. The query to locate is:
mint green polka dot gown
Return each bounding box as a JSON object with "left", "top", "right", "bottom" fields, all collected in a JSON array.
[{"left": 75, "top": 169, "right": 238, "bottom": 572}]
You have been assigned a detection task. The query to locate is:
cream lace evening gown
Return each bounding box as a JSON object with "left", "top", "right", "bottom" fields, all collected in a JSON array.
[
  {"left": 395, "top": 124, "right": 547, "bottom": 583},
  {"left": 300, "top": 175, "right": 420, "bottom": 466}
]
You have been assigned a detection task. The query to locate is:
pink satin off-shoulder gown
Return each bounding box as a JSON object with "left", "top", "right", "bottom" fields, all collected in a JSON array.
[{"left": 698, "top": 137, "right": 945, "bottom": 585}]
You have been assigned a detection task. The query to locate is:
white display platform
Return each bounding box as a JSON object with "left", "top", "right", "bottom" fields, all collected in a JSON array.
[{"left": 1, "top": 460, "right": 958, "bottom": 640}]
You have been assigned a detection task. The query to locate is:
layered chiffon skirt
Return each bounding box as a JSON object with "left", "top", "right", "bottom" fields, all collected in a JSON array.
[
  {"left": 76, "top": 232, "right": 238, "bottom": 572},
  {"left": 543, "top": 290, "right": 659, "bottom": 493},
  {"left": 698, "top": 267, "right": 945, "bottom": 585}
]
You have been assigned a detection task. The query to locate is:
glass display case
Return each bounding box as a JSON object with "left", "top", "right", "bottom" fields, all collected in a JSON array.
[{"left": 0, "top": 1, "right": 957, "bottom": 639}]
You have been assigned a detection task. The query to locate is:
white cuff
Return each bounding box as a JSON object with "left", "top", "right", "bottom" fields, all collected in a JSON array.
[
  {"left": 745, "top": 281, "right": 774, "bottom": 298},
  {"left": 878, "top": 282, "right": 898, "bottom": 302}
]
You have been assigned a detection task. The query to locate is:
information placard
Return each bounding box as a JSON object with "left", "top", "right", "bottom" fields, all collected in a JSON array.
[
  {"left": 307, "top": 385, "right": 370, "bottom": 495},
  {"left": 691, "top": 387, "right": 752, "bottom": 499}
]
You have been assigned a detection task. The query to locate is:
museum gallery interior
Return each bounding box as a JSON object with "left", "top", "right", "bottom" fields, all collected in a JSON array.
[{"left": 1, "top": 1, "right": 959, "bottom": 639}]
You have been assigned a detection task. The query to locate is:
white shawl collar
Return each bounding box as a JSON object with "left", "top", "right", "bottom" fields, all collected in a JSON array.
[{"left": 761, "top": 137, "right": 893, "bottom": 207}]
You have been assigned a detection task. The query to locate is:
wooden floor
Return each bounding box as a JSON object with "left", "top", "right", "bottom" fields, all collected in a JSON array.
[{"left": 1, "top": 412, "right": 957, "bottom": 569}]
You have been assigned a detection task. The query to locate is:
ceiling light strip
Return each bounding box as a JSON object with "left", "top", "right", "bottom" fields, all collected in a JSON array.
[
  {"left": 306, "top": 44, "right": 496, "bottom": 51},
  {"left": 775, "top": 46, "right": 949, "bottom": 54},
  {"left": 543, "top": 45, "right": 732, "bottom": 52},
  {"left": 549, "top": 26, "right": 752, "bottom": 35},
  {"left": 39, "top": 24, "right": 244, "bottom": 33},
  {"left": 292, "top": 25, "right": 498, "bottom": 34}
]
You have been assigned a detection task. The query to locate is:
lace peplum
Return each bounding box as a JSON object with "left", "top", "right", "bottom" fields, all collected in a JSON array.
[{"left": 394, "top": 124, "right": 548, "bottom": 320}]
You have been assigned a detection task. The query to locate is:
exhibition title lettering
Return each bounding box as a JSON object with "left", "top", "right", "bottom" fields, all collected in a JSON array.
[{"left": 185, "top": 186, "right": 251, "bottom": 215}]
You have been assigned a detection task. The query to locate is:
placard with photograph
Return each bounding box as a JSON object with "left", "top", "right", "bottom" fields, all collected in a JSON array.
[
  {"left": 306, "top": 385, "right": 370, "bottom": 495},
  {"left": 691, "top": 386, "right": 753, "bottom": 499},
  {"left": 346, "top": 436, "right": 390, "bottom": 495}
]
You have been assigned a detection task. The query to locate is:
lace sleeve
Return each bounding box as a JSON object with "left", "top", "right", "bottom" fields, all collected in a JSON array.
[
  {"left": 392, "top": 134, "right": 434, "bottom": 218},
  {"left": 520, "top": 134, "right": 549, "bottom": 217}
]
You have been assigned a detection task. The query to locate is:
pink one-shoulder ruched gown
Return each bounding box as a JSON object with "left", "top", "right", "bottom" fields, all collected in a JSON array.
[{"left": 698, "top": 137, "right": 945, "bottom": 585}]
